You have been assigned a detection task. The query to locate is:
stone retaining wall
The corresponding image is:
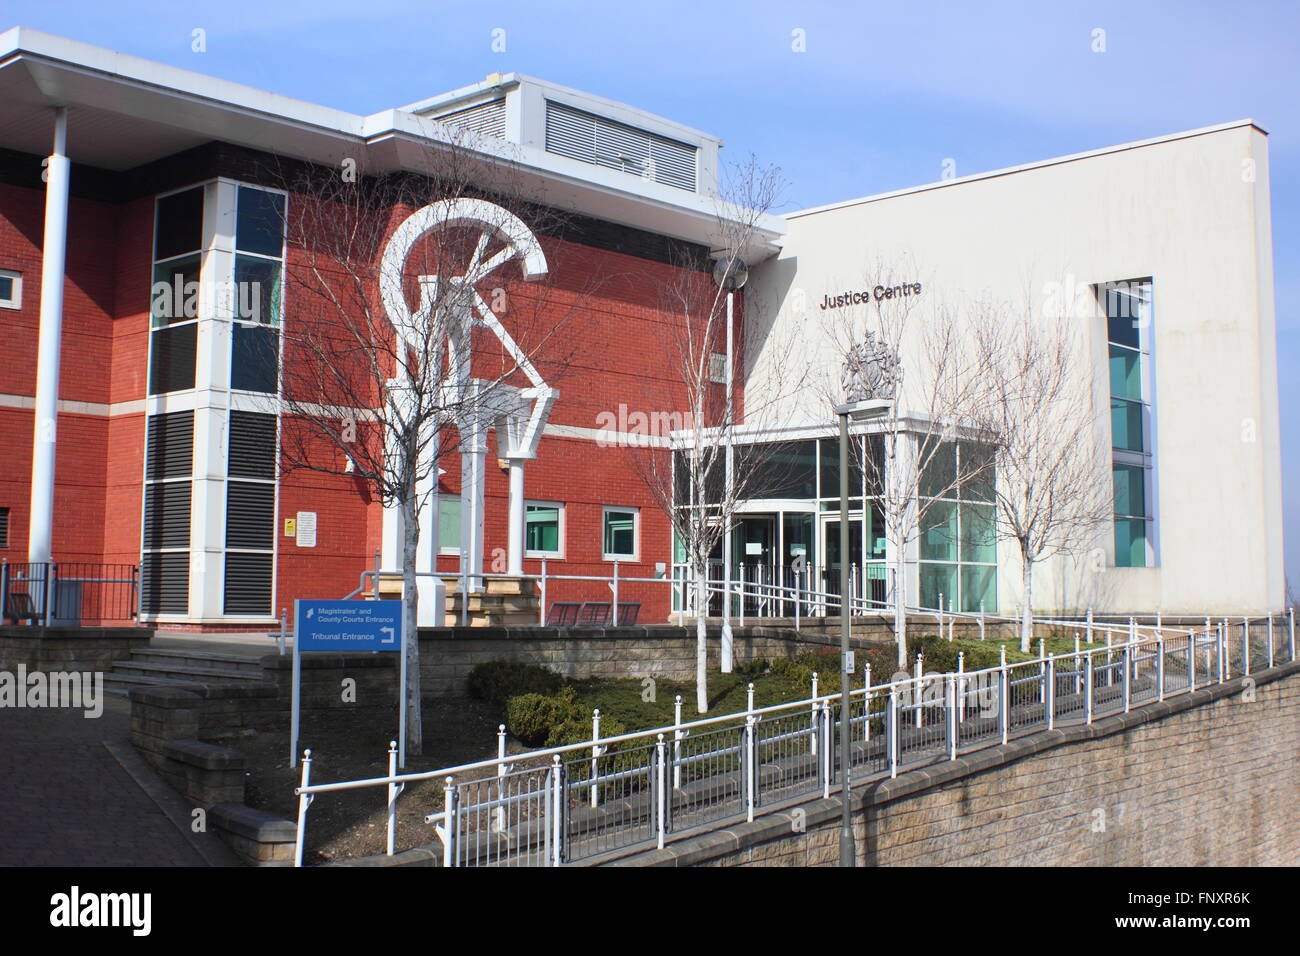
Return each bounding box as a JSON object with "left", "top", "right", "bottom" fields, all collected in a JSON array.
[
  {"left": 0, "top": 625, "right": 152, "bottom": 673},
  {"left": 613, "top": 662, "right": 1300, "bottom": 867}
]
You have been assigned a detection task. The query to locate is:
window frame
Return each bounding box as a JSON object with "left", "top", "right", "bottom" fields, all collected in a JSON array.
[
  {"left": 1100, "top": 279, "right": 1157, "bottom": 568},
  {"left": 601, "top": 505, "right": 639, "bottom": 562},
  {"left": 0, "top": 269, "right": 22, "bottom": 310},
  {"left": 524, "top": 500, "right": 565, "bottom": 559},
  {"left": 437, "top": 494, "right": 462, "bottom": 557}
]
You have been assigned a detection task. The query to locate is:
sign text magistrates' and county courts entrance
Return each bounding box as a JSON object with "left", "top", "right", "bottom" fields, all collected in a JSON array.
[{"left": 295, "top": 600, "right": 402, "bottom": 653}]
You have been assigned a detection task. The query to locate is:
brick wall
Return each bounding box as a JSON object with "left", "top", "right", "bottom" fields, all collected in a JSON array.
[{"left": 1, "top": 144, "right": 717, "bottom": 624}]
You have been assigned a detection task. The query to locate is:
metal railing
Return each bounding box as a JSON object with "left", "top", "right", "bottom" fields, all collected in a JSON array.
[
  {"left": 291, "top": 608, "right": 1295, "bottom": 866},
  {"left": 0, "top": 560, "right": 139, "bottom": 626}
]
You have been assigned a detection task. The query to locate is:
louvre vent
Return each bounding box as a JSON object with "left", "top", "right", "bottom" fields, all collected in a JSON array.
[
  {"left": 224, "top": 552, "right": 273, "bottom": 615},
  {"left": 141, "top": 552, "right": 189, "bottom": 614},
  {"left": 0, "top": 507, "right": 8, "bottom": 549},
  {"left": 435, "top": 98, "right": 506, "bottom": 139},
  {"left": 145, "top": 411, "right": 194, "bottom": 479},
  {"left": 546, "top": 101, "right": 697, "bottom": 192},
  {"left": 229, "top": 411, "right": 278, "bottom": 479},
  {"left": 149, "top": 323, "right": 197, "bottom": 394},
  {"left": 143, "top": 482, "right": 192, "bottom": 549},
  {"left": 226, "top": 481, "right": 275, "bottom": 549}
]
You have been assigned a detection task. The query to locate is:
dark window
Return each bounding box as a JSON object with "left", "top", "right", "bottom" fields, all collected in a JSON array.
[
  {"left": 236, "top": 187, "right": 286, "bottom": 257},
  {"left": 234, "top": 255, "right": 282, "bottom": 325},
  {"left": 224, "top": 552, "right": 273, "bottom": 615},
  {"left": 145, "top": 411, "right": 194, "bottom": 480},
  {"left": 149, "top": 323, "right": 198, "bottom": 394},
  {"left": 226, "top": 482, "right": 275, "bottom": 549},
  {"left": 154, "top": 187, "right": 204, "bottom": 261},
  {"left": 229, "top": 411, "right": 278, "bottom": 479},
  {"left": 0, "top": 507, "right": 8, "bottom": 548},
  {"left": 143, "top": 482, "right": 192, "bottom": 549},
  {"left": 231, "top": 324, "right": 279, "bottom": 392},
  {"left": 151, "top": 256, "right": 202, "bottom": 326},
  {"left": 141, "top": 552, "right": 189, "bottom": 615},
  {"left": 742, "top": 440, "right": 817, "bottom": 500},
  {"left": 818, "top": 437, "right": 867, "bottom": 499}
]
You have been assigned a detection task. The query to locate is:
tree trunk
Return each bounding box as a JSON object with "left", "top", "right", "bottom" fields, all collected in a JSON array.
[
  {"left": 894, "top": 549, "right": 908, "bottom": 671},
  {"left": 401, "top": 493, "right": 423, "bottom": 756},
  {"left": 1019, "top": 552, "right": 1034, "bottom": 654},
  {"left": 694, "top": 566, "right": 708, "bottom": 714}
]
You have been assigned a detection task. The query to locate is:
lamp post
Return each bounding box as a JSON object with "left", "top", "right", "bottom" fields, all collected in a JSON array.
[
  {"left": 713, "top": 254, "right": 748, "bottom": 673},
  {"left": 834, "top": 396, "right": 891, "bottom": 867}
]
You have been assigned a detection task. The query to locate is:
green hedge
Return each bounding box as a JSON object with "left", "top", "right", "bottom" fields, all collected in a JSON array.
[{"left": 504, "top": 686, "right": 631, "bottom": 751}]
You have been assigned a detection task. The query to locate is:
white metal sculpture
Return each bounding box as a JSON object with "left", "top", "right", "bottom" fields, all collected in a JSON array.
[{"left": 379, "top": 198, "right": 557, "bottom": 603}]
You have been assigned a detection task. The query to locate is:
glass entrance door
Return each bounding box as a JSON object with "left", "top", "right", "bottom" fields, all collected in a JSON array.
[
  {"left": 820, "top": 515, "right": 863, "bottom": 613},
  {"left": 734, "top": 514, "right": 776, "bottom": 616}
]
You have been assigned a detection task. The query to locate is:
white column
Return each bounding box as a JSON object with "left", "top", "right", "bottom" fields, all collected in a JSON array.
[
  {"left": 507, "top": 458, "right": 525, "bottom": 577},
  {"left": 460, "top": 412, "right": 487, "bottom": 591},
  {"left": 413, "top": 456, "right": 445, "bottom": 626},
  {"left": 27, "top": 108, "right": 70, "bottom": 566}
]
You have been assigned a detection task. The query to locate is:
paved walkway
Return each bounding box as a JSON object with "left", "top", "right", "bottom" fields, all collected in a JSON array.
[{"left": 0, "top": 694, "right": 236, "bottom": 866}]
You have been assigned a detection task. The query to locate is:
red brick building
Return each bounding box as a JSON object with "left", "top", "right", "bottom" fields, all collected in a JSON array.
[{"left": 0, "top": 29, "right": 780, "bottom": 628}]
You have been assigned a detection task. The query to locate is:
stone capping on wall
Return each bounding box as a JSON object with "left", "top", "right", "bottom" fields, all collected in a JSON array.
[
  {"left": 601, "top": 659, "right": 1300, "bottom": 867},
  {"left": 0, "top": 625, "right": 153, "bottom": 672},
  {"left": 208, "top": 803, "right": 299, "bottom": 867}
]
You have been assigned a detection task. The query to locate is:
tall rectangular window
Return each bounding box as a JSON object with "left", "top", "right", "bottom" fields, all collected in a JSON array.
[
  {"left": 602, "top": 507, "right": 638, "bottom": 561},
  {"left": 231, "top": 185, "right": 285, "bottom": 393},
  {"left": 438, "top": 496, "right": 462, "bottom": 554},
  {"left": 918, "top": 440, "right": 998, "bottom": 612},
  {"left": 149, "top": 186, "right": 204, "bottom": 395},
  {"left": 1100, "top": 279, "right": 1155, "bottom": 567}
]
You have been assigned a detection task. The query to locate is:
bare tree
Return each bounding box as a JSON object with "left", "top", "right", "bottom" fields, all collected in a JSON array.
[
  {"left": 819, "top": 269, "right": 989, "bottom": 670},
  {"left": 967, "top": 292, "right": 1112, "bottom": 651},
  {"left": 629, "top": 157, "right": 805, "bottom": 713},
  {"left": 267, "top": 131, "right": 583, "bottom": 755}
]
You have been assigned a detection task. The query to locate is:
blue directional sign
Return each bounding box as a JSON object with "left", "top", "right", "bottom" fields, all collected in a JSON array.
[{"left": 295, "top": 599, "right": 403, "bottom": 652}]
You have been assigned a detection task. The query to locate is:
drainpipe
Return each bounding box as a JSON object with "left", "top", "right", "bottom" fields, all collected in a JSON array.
[{"left": 28, "top": 107, "right": 70, "bottom": 568}]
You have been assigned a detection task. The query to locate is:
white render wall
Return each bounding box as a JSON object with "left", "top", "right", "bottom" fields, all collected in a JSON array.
[{"left": 745, "top": 122, "right": 1284, "bottom": 616}]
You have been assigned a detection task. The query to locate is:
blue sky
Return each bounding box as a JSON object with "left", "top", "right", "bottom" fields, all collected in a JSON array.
[{"left": 7, "top": 0, "right": 1298, "bottom": 588}]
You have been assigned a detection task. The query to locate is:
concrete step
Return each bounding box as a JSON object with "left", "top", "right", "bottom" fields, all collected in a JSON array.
[
  {"left": 111, "top": 660, "right": 263, "bottom": 683},
  {"left": 129, "top": 648, "right": 265, "bottom": 674},
  {"left": 102, "top": 671, "right": 225, "bottom": 698}
]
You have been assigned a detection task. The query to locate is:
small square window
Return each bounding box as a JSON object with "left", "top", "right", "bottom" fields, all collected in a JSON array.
[
  {"left": 0, "top": 270, "right": 21, "bottom": 310},
  {"left": 602, "top": 506, "right": 638, "bottom": 561},
  {"left": 525, "top": 502, "right": 564, "bottom": 557}
]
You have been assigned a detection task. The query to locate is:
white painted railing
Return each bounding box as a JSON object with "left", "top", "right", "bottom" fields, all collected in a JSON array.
[{"left": 291, "top": 610, "right": 1295, "bottom": 866}]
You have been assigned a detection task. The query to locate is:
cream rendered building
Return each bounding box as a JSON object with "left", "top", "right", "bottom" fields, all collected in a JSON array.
[{"left": 743, "top": 120, "right": 1284, "bottom": 618}]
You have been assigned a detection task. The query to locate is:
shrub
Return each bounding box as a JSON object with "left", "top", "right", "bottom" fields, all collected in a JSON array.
[
  {"left": 546, "top": 714, "right": 629, "bottom": 750},
  {"left": 467, "top": 660, "right": 563, "bottom": 705},
  {"left": 505, "top": 686, "right": 583, "bottom": 746}
]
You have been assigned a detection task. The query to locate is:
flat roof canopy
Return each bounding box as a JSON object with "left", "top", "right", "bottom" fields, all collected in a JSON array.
[{"left": 0, "top": 27, "right": 782, "bottom": 261}]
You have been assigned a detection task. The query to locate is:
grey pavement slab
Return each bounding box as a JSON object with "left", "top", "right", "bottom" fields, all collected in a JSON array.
[{"left": 0, "top": 694, "right": 237, "bottom": 866}]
